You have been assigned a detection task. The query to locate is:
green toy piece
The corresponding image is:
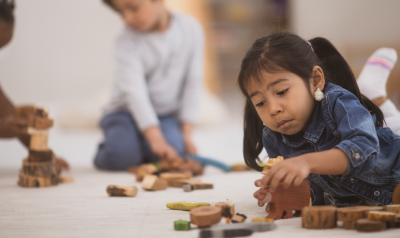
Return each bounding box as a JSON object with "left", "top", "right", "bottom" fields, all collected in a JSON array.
[
  {"left": 166, "top": 201, "right": 210, "bottom": 211},
  {"left": 174, "top": 220, "right": 190, "bottom": 231}
]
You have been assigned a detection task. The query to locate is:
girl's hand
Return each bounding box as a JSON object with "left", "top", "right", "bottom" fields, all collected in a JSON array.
[
  {"left": 182, "top": 122, "right": 197, "bottom": 155},
  {"left": 253, "top": 178, "right": 270, "bottom": 207},
  {"left": 150, "top": 140, "right": 179, "bottom": 161},
  {"left": 0, "top": 116, "right": 28, "bottom": 138},
  {"left": 260, "top": 156, "right": 310, "bottom": 192}
]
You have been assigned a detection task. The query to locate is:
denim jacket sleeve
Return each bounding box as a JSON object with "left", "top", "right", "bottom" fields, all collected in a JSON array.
[
  {"left": 325, "top": 89, "right": 379, "bottom": 180},
  {"left": 262, "top": 128, "right": 280, "bottom": 159}
]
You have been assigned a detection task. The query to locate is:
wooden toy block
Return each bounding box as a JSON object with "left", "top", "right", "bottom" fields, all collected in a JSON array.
[
  {"left": 170, "top": 178, "right": 202, "bottom": 188},
  {"left": 29, "top": 134, "right": 49, "bottom": 151},
  {"left": 302, "top": 206, "right": 337, "bottom": 229},
  {"left": 393, "top": 184, "right": 400, "bottom": 204},
  {"left": 15, "top": 105, "right": 49, "bottom": 119},
  {"left": 251, "top": 218, "right": 274, "bottom": 223},
  {"left": 262, "top": 181, "right": 310, "bottom": 220},
  {"left": 342, "top": 221, "right": 357, "bottom": 230},
  {"left": 174, "top": 220, "right": 190, "bottom": 231},
  {"left": 159, "top": 172, "right": 192, "bottom": 186},
  {"left": 385, "top": 205, "right": 400, "bottom": 214},
  {"left": 141, "top": 175, "right": 168, "bottom": 191},
  {"left": 28, "top": 117, "right": 53, "bottom": 129},
  {"left": 198, "top": 222, "right": 276, "bottom": 238},
  {"left": 28, "top": 149, "right": 53, "bottom": 162},
  {"left": 231, "top": 213, "right": 247, "bottom": 223},
  {"left": 18, "top": 171, "right": 58, "bottom": 187},
  {"left": 166, "top": 201, "right": 210, "bottom": 211},
  {"left": 368, "top": 211, "right": 397, "bottom": 222},
  {"left": 58, "top": 176, "right": 74, "bottom": 183},
  {"left": 215, "top": 201, "right": 235, "bottom": 218},
  {"left": 261, "top": 156, "right": 283, "bottom": 174},
  {"left": 106, "top": 185, "right": 138, "bottom": 197},
  {"left": 21, "top": 158, "right": 60, "bottom": 177},
  {"left": 190, "top": 206, "right": 221, "bottom": 228},
  {"left": 230, "top": 163, "right": 251, "bottom": 172},
  {"left": 134, "top": 164, "right": 158, "bottom": 182},
  {"left": 356, "top": 218, "right": 386, "bottom": 232},
  {"left": 337, "top": 206, "right": 371, "bottom": 222}
]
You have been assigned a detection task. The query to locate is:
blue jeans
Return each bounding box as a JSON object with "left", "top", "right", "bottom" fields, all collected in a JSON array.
[{"left": 94, "top": 112, "right": 185, "bottom": 170}]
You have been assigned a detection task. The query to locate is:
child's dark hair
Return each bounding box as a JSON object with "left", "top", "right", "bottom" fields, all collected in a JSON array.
[
  {"left": 102, "top": 0, "right": 116, "bottom": 10},
  {"left": 0, "top": 0, "right": 15, "bottom": 23},
  {"left": 238, "top": 32, "right": 384, "bottom": 171}
]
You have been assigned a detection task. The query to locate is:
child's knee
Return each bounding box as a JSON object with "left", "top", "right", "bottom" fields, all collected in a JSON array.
[{"left": 94, "top": 147, "right": 143, "bottom": 170}]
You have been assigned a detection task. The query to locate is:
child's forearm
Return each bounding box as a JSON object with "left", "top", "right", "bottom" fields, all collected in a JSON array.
[
  {"left": 301, "top": 148, "right": 348, "bottom": 175},
  {"left": 181, "top": 122, "right": 193, "bottom": 139},
  {"left": 0, "top": 86, "right": 15, "bottom": 119},
  {"left": 143, "top": 126, "right": 166, "bottom": 144}
]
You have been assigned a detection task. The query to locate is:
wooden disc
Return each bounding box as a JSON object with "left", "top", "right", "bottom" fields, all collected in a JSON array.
[
  {"left": 106, "top": 185, "right": 138, "bottom": 197},
  {"left": 190, "top": 206, "right": 221, "bottom": 228},
  {"left": 22, "top": 158, "right": 59, "bottom": 176},
  {"left": 215, "top": 202, "right": 235, "bottom": 218},
  {"left": 337, "top": 206, "right": 370, "bottom": 222},
  {"left": 385, "top": 204, "right": 400, "bottom": 214},
  {"left": 356, "top": 218, "right": 386, "bottom": 232},
  {"left": 28, "top": 149, "right": 53, "bottom": 162},
  {"left": 392, "top": 184, "right": 400, "bottom": 205},
  {"left": 368, "top": 211, "right": 396, "bottom": 222},
  {"left": 342, "top": 221, "right": 357, "bottom": 230},
  {"left": 18, "top": 171, "right": 58, "bottom": 187},
  {"left": 302, "top": 206, "right": 337, "bottom": 229}
]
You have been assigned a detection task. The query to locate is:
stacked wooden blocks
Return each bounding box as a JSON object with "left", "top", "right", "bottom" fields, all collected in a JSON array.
[{"left": 16, "top": 105, "right": 61, "bottom": 188}]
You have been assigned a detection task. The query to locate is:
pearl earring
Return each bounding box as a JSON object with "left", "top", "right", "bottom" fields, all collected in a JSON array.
[{"left": 314, "top": 88, "right": 324, "bottom": 101}]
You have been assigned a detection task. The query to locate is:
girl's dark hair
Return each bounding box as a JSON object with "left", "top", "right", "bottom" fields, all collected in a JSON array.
[
  {"left": 102, "top": 0, "right": 115, "bottom": 10},
  {"left": 238, "top": 32, "right": 384, "bottom": 171},
  {"left": 0, "top": 0, "right": 15, "bottom": 23}
]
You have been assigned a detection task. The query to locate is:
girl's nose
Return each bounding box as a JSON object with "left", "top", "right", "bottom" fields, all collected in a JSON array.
[{"left": 269, "top": 101, "right": 282, "bottom": 116}]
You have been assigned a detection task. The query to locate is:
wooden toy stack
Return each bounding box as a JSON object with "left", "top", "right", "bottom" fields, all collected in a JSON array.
[{"left": 16, "top": 105, "right": 61, "bottom": 188}]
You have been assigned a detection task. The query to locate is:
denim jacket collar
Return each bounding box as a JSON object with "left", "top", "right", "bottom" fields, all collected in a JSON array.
[{"left": 281, "top": 101, "right": 326, "bottom": 147}]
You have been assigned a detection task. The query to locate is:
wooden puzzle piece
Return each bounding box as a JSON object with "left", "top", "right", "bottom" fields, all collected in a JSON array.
[
  {"left": 28, "top": 149, "right": 53, "bottom": 162},
  {"left": 106, "top": 185, "right": 138, "bottom": 197},
  {"left": 166, "top": 201, "right": 210, "bottom": 211},
  {"left": 301, "top": 206, "right": 337, "bottom": 229},
  {"left": 28, "top": 117, "right": 53, "bottom": 129},
  {"left": 141, "top": 175, "right": 168, "bottom": 191},
  {"left": 174, "top": 220, "right": 190, "bottom": 231},
  {"left": 215, "top": 201, "right": 235, "bottom": 218},
  {"left": 356, "top": 218, "right": 386, "bottom": 232},
  {"left": 231, "top": 213, "right": 247, "bottom": 223},
  {"left": 190, "top": 206, "right": 221, "bottom": 228},
  {"left": 159, "top": 172, "right": 192, "bottom": 186}
]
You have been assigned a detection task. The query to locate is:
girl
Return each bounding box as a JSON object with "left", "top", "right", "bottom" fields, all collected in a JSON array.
[{"left": 238, "top": 32, "right": 400, "bottom": 207}]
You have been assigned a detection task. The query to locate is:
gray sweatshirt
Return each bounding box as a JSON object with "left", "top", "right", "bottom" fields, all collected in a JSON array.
[{"left": 104, "top": 12, "right": 204, "bottom": 130}]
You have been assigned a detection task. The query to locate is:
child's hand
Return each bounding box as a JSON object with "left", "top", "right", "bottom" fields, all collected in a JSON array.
[
  {"left": 150, "top": 140, "right": 179, "bottom": 161},
  {"left": 0, "top": 116, "right": 28, "bottom": 138},
  {"left": 259, "top": 156, "right": 310, "bottom": 193},
  {"left": 182, "top": 122, "right": 197, "bottom": 155},
  {"left": 253, "top": 178, "right": 270, "bottom": 207},
  {"left": 183, "top": 137, "right": 197, "bottom": 155}
]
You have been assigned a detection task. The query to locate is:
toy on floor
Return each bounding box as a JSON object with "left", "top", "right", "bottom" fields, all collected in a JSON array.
[
  {"left": 16, "top": 105, "right": 66, "bottom": 188},
  {"left": 106, "top": 185, "right": 138, "bottom": 197},
  {"left": 215, "top": 201, "right": 235, "bottom": 218},
  {"left": 190, "top": 206, "right": 222, "bottom": 228},
  {"left": 141, "top": 175, "right": 168, "bottom": 191},
  {"left": 231, "top": 213, "right": 247, "bottom": 223},
  {"left": 174, "top": 220, "right": 191, "bottom": 231},
  {"left": 167, "top": 201, "right": 210, "bottom": 211},
  {"left": 197, "top": 222, "right": 276, "bottom": 238}
]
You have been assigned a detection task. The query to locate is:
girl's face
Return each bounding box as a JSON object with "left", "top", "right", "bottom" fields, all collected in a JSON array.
[{"left": 246, "top": 68, "right": 324, "bottom": 135}]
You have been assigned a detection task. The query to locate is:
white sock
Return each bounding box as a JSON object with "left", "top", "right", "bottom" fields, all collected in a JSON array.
[
  {"left": 380, "top": 99, "right": 400, "bottom": 118},
  {"left": 357, "top": 48, "right": 397, "bottom": 100}
]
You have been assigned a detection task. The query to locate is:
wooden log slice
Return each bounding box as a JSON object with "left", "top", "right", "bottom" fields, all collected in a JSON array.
[
  {"left": 22, "top": 158, "right": 59, "bottom": 176},
  {"left": 215, "top": 202, "right": 235, "bottom": 218},
  {"left": 385, "top": 205, "right": 400, "bottom": 214},
  {"left": 337, "top": 206, "right": 370, "bottom": 222},
  {"left": 190, "top": 206, "right": 221, "bottom": 228},
  {"left": 159, "top": 172, "right": 192, "bottom": 186},
  {"left": 18, "top": 171, "right": 58, "bottom": 187},
  {"left": 356, "top": 218, "right": 386, "bottom": 232},
  {"left": 28, "top": 149, "right": 53, "bottom": 162},
  {"left": 302, "top": 206, "right": 337, "bottom": 229},
  {"left": 342, "top": 221, "right": 357, "bottom": 230},
  {"left": 368, "top": 211, "right": 396, "bottom": 222},
  {"left": 170, "top": 178, "right": 202, "bottom": 188},
  {"left": 30, "top": 134, "right": 49, "bottom": 151},
  {"left": 393, "top": 184, "right": 400, "bottom": 205},
  {"left": 141, "top": 175, "right": 168, "bottom": 191},
  {"left": 106, "top": 185, "right": 138, "bottom": 197},
  {"left": 28, "top": 117, "right": 54, "bottom": 129}
]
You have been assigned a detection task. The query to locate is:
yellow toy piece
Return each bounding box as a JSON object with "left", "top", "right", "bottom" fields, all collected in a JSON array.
[
  {"left": 261, "top": 156, "right": 284, "bottom": 174},
  {"left": 166, "top": 201, "right": 210, "bottom": 211},
  {"left": 251, "top": 218, "right": 274, "bottom": 223}
]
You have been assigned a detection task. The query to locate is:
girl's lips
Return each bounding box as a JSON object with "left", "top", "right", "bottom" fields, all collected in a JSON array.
[{"left": 278, "top": 120, "right": 292, "bottom": 129}]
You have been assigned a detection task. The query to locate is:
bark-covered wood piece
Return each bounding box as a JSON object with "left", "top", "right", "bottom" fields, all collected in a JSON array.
[
  {"left": 106, "top": 185, "right": 138, "bottom": 197},
  {"left": 28, "top": 149, "right": 53, "bottom": 162},
  {"left": 392, "top": 184, "right": 400, "bottom": 205},
  {"left": 15, "top": 105, "right": 49, "bottom": 119},
  {"left": 302, "top": 206, "right": 337, "bottom": 229},
  {"left": 58, "top": 176, "right": 74, "bottom": 183},
  {"left": 356, "top": 218, "right": 386, "bottom": 232},
  {"left": 385, "top": 205, "right": 400, "bottom": 214},
  {"left": 29, "top": 130, "right": 49, "bottom": 151},
  {"left": 368, "top": 211, "right": 397, "bottom": 222},
  {"left": 135, "top": 164, "right": 158, "bottom": 182},
  {"left": 159, "top": 172, "right": 192, "bottom": 186},
  {"left": 141, "top": 175, "right": 168, "bottom": 191},
  {"left": 170, "top": 178, "right": 202, "bottom": 188},
  {"left": 21, "top": 158, "right": 60, "bottom": 176},
  {"left": 190, "top": 206, "right": 221, "bottom": 228},
  {"left": 28, "top": 117, "right": 53, "bottom": 129},
  {"left": 215, "top": 202, "right": 235, "bottom": 218},
  {"left": 337, "top": 206, "right": 371, "bottom": 222},
  {"left": 18, "top": 171, "right": 58, "bottom": 187},
  {"left": 342, "top": 221, "right": 357, "bottom": 230},
  {"left": 263, "top": 181, "right": 310, "bottom": 220}
]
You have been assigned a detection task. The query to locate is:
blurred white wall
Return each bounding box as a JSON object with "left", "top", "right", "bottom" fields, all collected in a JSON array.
[
  {"left": 290, "top": 0, "right": 400, "bottom": 50},
  {"left": 0, "top": 0, "right": 121, "bottom": 104}
]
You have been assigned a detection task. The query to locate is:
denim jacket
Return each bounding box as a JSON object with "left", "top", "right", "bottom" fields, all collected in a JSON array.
[{"left": 262, "top": 82, "right": 400, "bottom": 206}]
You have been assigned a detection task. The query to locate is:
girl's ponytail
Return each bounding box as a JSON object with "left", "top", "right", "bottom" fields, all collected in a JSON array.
[
  {"left": 309, "top": 37, "right": 384, "bottom": 127},
  {"left": 243, "top": 99, "right": 264, "bottom": 171},
  {"left": 0, "top": 0, "right": 15, "bottom": 23}
]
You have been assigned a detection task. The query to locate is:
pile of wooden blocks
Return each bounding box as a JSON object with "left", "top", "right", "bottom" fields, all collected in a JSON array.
[{"left": 16, "top": 105, "right": 61, "bottom": 188}]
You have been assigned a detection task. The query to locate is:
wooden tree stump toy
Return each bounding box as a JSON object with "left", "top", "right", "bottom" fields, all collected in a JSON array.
[
  {"left": 392, "top": 184, "right": 400, "bottom": 205},
  {"left": 190, "top": 206, "right": 221, "bottom": 228},
  {"left": 106, "top": 185, "right": 138, "bottom": 197},
  {"left": 356, "top": 218, "right": 386, "bottom": 232},
  {"left": 215, "top": 201, "right": 235, "bottom": 218},
  {"left": 261, "top": 181, "right": 310, "bottom": 220},
  {"left": 166, "top": 201, "right": 210, "bottom": 211},
  {"left": 302, "top": 206, "right": 337, "bottom": 229},
  {"left": 141, "top": 175, "right": 168, "bottom": 191}
]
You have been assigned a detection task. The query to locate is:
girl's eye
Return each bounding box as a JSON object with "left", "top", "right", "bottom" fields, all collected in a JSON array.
[
  {"left": 255, "top": 101, "right": 265, "bottom": 107},
  {"left": 277, "top": 88, "right": 288, "bottom": 96}
]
